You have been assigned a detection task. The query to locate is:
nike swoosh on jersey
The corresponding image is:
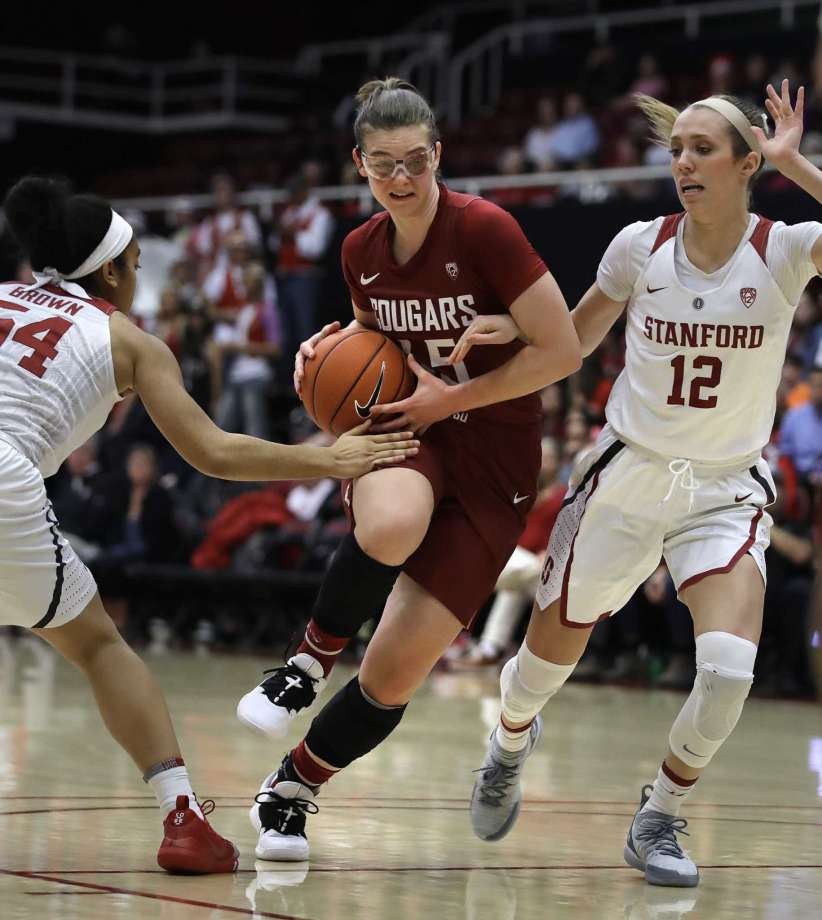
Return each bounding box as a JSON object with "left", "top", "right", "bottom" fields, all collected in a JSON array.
[
  {"left": 734, "top": 492, "right": 753, "bottom": 503},
  {"left": 360, "top": 272, "right": 380, "bottom": 286},
  {"left": 646, "top": 284, "right": 667, "bottom": 294},
  {"left": 513, "top": 493, "right": 530, "bottom": 505},
  {"left": 355, "top": 362, "right": 386, "bottom": 418}
]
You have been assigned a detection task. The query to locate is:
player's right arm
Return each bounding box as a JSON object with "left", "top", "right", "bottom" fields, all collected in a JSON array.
[
  {"left": 293, "top": 304, "right": 379, "bottom": 396},
  {"left": 110, "top": 313, "right": 417, "bottom": 481},
  {"left": 571, "top": 283, "right": 628, "bottom": 357}
]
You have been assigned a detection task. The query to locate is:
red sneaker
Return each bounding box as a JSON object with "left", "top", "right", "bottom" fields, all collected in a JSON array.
[{"left": 157, "top": 795, "right": 239, "bottom": 874}]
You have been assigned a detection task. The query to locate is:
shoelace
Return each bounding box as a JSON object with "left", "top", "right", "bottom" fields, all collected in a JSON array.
[
  {"left": 260, "top": 664, "right": 318, "bottom": 707},
  {"left": 635, "top": 814, "right": 691, "bottom": 858},
  {"left": 660, "top": 458, "right": 701, "bottom": 513},
  {"left": 472, "top": 761, "right": 519, "bottom": 807},
  {"left": 199, "top": 799, "right": 216, "bottom": 817},
  {"left": 255, "top": 789, "right": 319, "bottom": 832}
]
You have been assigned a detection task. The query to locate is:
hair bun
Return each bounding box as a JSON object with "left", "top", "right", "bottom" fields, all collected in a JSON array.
[{"left": 4, "top": 177, "right": 72, "bottom": 271}]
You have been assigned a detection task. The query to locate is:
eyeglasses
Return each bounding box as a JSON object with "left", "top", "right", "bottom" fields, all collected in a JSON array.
[{"left": 357, "top": 144, "right": 437, "bottom": 180}]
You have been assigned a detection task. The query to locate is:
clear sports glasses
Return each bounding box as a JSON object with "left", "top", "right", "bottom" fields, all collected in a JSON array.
[{"left": 358, "top": 143, "right": 437, "bottom": 180}]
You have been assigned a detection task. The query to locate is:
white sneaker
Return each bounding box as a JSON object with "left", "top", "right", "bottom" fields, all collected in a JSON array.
[
  {"left": 250, "top": 772, "right": 318, "bottom": 862},
  {"left": 237, "top": 653, "right": 326, "bottom": 738}
]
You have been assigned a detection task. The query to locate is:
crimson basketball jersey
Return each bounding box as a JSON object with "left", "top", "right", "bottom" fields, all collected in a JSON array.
[
  {"left": 0, "top": 281, "right": 119, "bottom": 477},
  {"left": 341, "top": 184, "right": 548, "bottom": 425}
]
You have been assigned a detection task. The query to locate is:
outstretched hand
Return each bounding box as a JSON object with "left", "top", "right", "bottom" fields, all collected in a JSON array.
[{"left": 752, "top": 79, "right": 804, "bottom": 170}]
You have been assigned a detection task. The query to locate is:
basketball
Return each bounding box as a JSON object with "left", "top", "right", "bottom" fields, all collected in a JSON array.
[{"left": 301, "top": 329, "right": 416, "bottom": 435}]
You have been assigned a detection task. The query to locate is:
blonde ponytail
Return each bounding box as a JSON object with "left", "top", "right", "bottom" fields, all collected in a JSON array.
[{"left": 634, "top": 93, "right": 681, "bottom": 148}]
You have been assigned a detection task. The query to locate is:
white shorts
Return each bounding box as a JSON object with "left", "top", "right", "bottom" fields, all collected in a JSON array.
[
  {"left": 535, "top": 425, "right": 774, "bottom": 627},
  {"left": 0, "top": 440, "right": 97, "bottom": 629}
]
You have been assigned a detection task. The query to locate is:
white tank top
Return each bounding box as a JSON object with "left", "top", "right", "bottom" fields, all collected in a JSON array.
[
  {"left": 0, "top": 280, "right": 120, "bottom": 477},
  {"left": 602, "top": 213, "right": 819, "bottom": 466}
]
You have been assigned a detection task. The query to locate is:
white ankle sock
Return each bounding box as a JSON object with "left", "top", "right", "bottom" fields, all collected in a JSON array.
[
  {"left": 147, "top": 765, "right": 203, "bottom": 819},
  {"left": 496, "top": 641, "right": 576, "bottom": 753},
  {"left": 642, "top": 764, "right": 698, "bottom": 817}
]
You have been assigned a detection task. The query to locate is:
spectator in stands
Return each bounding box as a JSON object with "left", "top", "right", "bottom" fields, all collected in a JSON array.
[
  {"left": 548, "top": 92, "right": 600, "bottom": 168},
  {"left": 90, "top": 443, "right": 182, "bottom": 629},
  {"left": 779, "top": 354, "right": 811, "bottom": 414},
  {"left": 48, "top": 437, "right": 114, "bottom": 563},
  {"left": 779, "top": 365, "right": 822, "bottom": 480},
  {"left": 487, "top": 146, "right": 554, "bottom": 209},
  {"left": 738, "top": 54, "right": 769, "bottom": 106},
  {"left": 203, "top": 229, "right": 255, "bottom": 320},
  {"left": 578, "top": 43, "right": 625, "bottom": 111},
  {"left": 523, "top": 96, "right": 558, "bottom": 171},
  {"left": 214, "top": 263, "right": 281, "bottom": 440},
  {"left": 759, "top": 476, "right": 815, "bottom": 697},
  {"left": 629, "top": 54, "right": 669, "bottom": 101},
  {"left": 706, "top": 54, "right": 736, "bottom": 96},
  {"left": 269, "top": 174, "right": 334, "bottom": 360},
  {"left": 191, "top": 173, "right": 262, "bottom": 280}
]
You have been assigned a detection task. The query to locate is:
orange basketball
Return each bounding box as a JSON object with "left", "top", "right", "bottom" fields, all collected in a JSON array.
[{"left": 301, "top": 329, "right": 416, "bottom": 435}]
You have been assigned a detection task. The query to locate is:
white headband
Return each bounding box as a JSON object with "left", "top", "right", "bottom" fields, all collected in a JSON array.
[
  {"left": 31, "top": 210, "right": 133, "bottom": 293},
  {"left": 690, "top": 96, "right": 762, "bottom": 154},
  {"left": 66, "top": 210, "right": 133, "bottom": 279}
]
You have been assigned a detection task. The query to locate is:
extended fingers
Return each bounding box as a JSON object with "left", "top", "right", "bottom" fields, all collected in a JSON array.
[{"left": 372, "top": 431, "right": 416, "bottom": 444}]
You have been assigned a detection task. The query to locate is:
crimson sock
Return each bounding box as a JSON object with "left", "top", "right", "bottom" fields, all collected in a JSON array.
[
  {"left": 296, "top": 619, "right": 350, "bottom": 677},
  {"left": 288, "top": 740, "right": 340, "bottom": 789}
]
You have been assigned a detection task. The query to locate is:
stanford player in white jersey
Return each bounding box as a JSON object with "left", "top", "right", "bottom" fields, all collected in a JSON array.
[
  {"left": 0, "top": 178, "right": 417, "bottom": 874},
  {"left": 468, "top": 82, "right": 822, "bottom": 887},
  {"left": 235, "top": 77, "right": 581, "bottom": 862}
]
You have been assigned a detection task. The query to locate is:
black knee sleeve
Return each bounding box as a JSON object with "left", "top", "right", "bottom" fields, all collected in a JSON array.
[
  {"left": 305, "top": 676, "right": 406, "bottom": 769},
  {"left": 311, "top": 533, "right": 402, "bottom": 638}
]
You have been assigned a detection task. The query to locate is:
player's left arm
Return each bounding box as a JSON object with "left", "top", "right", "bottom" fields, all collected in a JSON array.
[
  {"left": 445, "top": 270, "right": 582, "bottom": 412},
  {"left": 753, "top": 80, "right": 822, "bottom": 271},
  {"left": 370, "top": 272, "right": 581, "bottom": 431}
]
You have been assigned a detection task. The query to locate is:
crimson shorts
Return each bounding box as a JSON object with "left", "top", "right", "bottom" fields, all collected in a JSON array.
[{"left": 344, "top": 414, "right": 541, "bottom": 626}]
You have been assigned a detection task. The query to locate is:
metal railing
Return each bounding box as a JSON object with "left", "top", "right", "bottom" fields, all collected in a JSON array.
[
  {"left": 110, "top": 156, "right": 822, "bottom": 216},
  {"left": 0, "top": 47, "right": 297, "bottom": 132},
  {"left": 446, "top": 0, "right": 821, "bottom": 125}
]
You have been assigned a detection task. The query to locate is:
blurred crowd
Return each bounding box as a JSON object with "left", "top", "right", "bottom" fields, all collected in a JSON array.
[{"left": 1, "top": 39, "right": 822, "bottom": 698}]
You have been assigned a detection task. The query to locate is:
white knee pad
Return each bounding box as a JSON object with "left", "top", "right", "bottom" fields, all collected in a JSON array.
[
  {"left": 499, "top": 642, "right": 575, "bottom": 725},
  {"left": 669, "top": 631, "right": 757, "bottom": 769}
]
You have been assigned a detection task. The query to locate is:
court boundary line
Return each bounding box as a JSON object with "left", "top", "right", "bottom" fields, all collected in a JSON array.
[{"left": 0, "top": 869, "right": 313, "bottom": 919}]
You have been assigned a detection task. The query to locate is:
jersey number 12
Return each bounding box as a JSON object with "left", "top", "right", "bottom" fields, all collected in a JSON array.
[{"left": 666, "top": 354, "right": 722, "bottom": 409}]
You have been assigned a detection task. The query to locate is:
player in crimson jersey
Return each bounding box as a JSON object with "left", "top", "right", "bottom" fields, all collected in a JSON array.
[
  {"left": 465, "top": 82, "right": 822, "bottom": 887},
  {"left": 0, "top": 177, "right": 417, "bottom": 873},
  {"left": 236, "top": 77, "right": 581, "bottom": 861}
]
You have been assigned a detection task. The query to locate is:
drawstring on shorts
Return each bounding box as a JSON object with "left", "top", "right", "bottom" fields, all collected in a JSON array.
[{"left": 660, "top": 459, "right": 701, "bottom": 513}]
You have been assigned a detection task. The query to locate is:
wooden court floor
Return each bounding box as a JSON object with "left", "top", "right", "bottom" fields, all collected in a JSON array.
[{"left": 1, "top": 635, "right": 821, "bottom": 919}]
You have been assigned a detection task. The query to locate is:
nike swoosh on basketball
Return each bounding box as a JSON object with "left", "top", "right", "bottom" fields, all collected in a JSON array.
[
  {"left": 734, "top": 492, "right": 753, "bottom": 503},
  {"left": 354, "top": 362, "right": 386, "bottom": 418},
  {"left": 646, "top": 284, "right": 667, "bottom": 294},
  {"left": 360, "top": 272, "right": 380, "bottom": 286},
  {"left": 513, "top": 493, "right": 530, "bottom": 505}
]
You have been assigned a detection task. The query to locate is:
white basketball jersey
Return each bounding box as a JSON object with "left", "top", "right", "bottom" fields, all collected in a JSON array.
[
  {"left": 605, "top": 213, "right": 801, "bottom": 464},
  {"left": 0, "top": 281, "right": 120, "bottom": 477}
]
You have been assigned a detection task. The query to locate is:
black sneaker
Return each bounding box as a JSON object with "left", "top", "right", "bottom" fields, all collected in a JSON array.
[
  {"left": 237, "top": 653, "right": 326, "bottom": 739},
  {"left": 250, "top": 769, "right": 319, "bottom": 862}
]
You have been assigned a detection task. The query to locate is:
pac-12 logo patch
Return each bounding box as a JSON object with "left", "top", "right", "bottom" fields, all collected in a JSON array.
[
  {"left": 740, "top": 287, "right": 757, "bottom": 308},
  {"left": 445, "top": 262, "right": 459, "bottom": 279}
]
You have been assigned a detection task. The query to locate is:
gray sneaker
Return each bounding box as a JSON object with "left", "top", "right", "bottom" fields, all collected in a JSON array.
[
  {"left": 624, "top": 785, "right": 699, "bottom": 887},
  {"left": 469, "top": 716, "right": 542, "bottom": 841}
]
